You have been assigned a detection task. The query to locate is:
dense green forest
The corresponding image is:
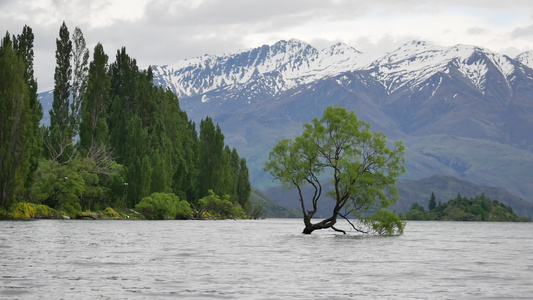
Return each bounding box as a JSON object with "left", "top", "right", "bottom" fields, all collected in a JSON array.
[
  {"left": 0, "top": 23, "right": 254, "bottom": 220},
  {"left": 403, "top": 192, "right": 531, "bottom": 222}
]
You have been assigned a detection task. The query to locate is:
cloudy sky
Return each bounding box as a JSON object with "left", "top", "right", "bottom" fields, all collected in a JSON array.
[{"left": 2, "top": 0, "right": 533, "bottom": 92}]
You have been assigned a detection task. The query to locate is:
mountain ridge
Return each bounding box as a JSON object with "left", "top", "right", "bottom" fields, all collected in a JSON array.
[{"left": 152, "top": 39, "right": 533, "bottom": 102}]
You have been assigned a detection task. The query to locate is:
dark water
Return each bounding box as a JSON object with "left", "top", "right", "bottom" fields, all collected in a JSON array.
[{"left": 1, "top": 219, "right": 532, "bottom": 299}]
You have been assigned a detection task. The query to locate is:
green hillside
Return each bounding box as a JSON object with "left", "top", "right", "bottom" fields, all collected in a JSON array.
[
  {"left": 249, "top": 188, "right": 300, "bottom": 218},
  {"left": 393, "top": 175, "right": 533, "bottom": 219},
  {"left": 404, "top": 194, "right": 531, "bottom": 222}
]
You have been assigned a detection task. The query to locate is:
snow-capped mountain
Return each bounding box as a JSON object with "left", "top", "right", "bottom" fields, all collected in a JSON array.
[
  {"left": 148, "top": 39, "right": 533, "bottom": 203},
  {"left": 367, "top": 41, "right": 518, "bottom": 94},
  {"left": 516, "top": 51, "right": 533, "bottom": 69},
  {"left": 151, "top": 39, "right": 367, "bottom": 102},
  {"left": 153, "top": 39, "right": 531, "bottom": 104}
]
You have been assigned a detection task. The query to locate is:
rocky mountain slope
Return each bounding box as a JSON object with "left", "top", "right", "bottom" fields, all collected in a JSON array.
[{"left": 149, "top": 39, "right": 533, "bottom": 203}]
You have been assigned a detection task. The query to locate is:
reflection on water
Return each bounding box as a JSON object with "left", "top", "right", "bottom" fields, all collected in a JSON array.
[{"left": 1, "top": 219, "right": 532, "bottom": 299}]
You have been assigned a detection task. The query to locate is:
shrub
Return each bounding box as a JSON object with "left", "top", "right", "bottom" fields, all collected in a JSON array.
[
  {"left": 103, "top": 207, "right": 120, "bottom": 218},
  {"left": 404, "top": 209, "right": 425, "bottom": 220},
  {"left": 34, "top": 204, "right": 58, "bottom": 218},
  {"left": 59, "top": 202, "right": 82, "bottom": 219},
  {"left": 362, "top": 209, "right": 406, "bottom": 235},
  {"left": 135, "top": 193, "right": 191, "bottom": 220},
  {"left": 196, "top": 190, "right": 245, "bottom": 219},
  {"left": 9, "top": 202, "right": 58, "bottom": 219},
  {"left": 11, "top": 202, "right": 37, "bottom": 219}
]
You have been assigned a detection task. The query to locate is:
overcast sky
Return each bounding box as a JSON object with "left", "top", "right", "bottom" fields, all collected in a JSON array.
[{"left": 2, "top": 0, "right": 533, "bottom": 92}]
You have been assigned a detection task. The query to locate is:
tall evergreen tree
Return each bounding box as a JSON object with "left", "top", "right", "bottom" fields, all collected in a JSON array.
[
  {"left": 428, "top": 191, "right": 437, "bottom": 210},
  {"left": 0, "top": 37, "right": 32, "bottom": 210},
  {"left": 70, "top": 26, "right": 89, "bottom": 134},
  {"left": 123, "top": 115, "right": 151, "bottom": 206},
  {"left": 50, "top": 21, "right": 72, "bottom": 130},
  {"left": 80, "top": 43, "right": 110, "bottom": 152},
  {"left": 47, "top": 21, "right": 73, "bottom": 163},
  {"left": 196, "top": 117, "right": 225, "bottom": 198},
  {"left": 236, "top": 158, "right": 251, "bottom": 209},
  {"left": 13, "top": 25, "right": 43, "bottom": 188},
  {"left": 108, "top": 47, "right": 138, "bottom": 163}
]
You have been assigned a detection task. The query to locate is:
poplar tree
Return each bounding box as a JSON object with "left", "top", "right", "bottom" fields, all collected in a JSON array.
[
  {"left": 51, "top": 21, "right": 72, "bottom": 130},
  {"left": 0, "top": 36, "right": 32, "bottom": 210},
  {"left": 108, "top": 47, "right": 137, "bottom": 163},
  {"left": 236, "top": 158, "right": 251, "bottom": 209},
  {"left": 196, "top": 117, "right": 224, "bottom": 198},
  {"left": 429, "top": 191, "right": 437, "bottom": 210},
  {"left": 47, "top": 21, "right": 73, "bottom": 163},
  {"left": 80, "top": 43, "right": 110, "bottom": 152},
  {"left": 13, "top": 25, "right": 43, "bottom": 188},
  {"left": 70, "top": 26, "right": 89, "bottom": 134}
]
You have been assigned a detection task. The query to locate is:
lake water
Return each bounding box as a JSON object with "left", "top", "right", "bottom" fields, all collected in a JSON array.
[{"left": 1, "top": 219, "right": 532, "bottom": 299}]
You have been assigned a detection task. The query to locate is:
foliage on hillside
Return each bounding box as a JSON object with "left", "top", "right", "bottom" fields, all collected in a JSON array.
[
  {"left": 395, "top": 175, "right": 533, "bottom": 219},
  {"left": 404, "top": 193, "right": 531, "bottom": 222}
]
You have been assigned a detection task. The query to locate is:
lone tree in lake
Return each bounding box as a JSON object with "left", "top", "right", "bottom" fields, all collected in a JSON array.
[{"left": 264, "top": 105, "right": 406, "bottom": 235}]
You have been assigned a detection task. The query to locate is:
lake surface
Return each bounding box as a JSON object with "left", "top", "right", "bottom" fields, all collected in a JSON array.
[{"left": 1, "top": 219, "right": 532, "bottom": 299}]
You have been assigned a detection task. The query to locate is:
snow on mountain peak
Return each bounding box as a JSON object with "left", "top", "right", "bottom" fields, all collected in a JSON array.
[
  {"left": 152, "top": 39, "right": 366, "bottom": 98},
  {"left": 372, "top": 40, "right": 444, "bottom": 66},
  {"left": 368, "top": 41, "right": 516, "bottom": 93},
  {"left": 151, "top": 39, "right": 525, "bottom": 100},
  {"left": 323, "top": 42, "right": 362, "bottom": 56},
  {"left": 516, "top": 51, "right": 533, "bottom": 70}
]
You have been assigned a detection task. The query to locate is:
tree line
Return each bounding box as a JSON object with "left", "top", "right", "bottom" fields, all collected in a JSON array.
[
  {"left": 0, "top": 23, "right": 252, "bottom": 219},
  {"left": 404, "top": 192, "right": 531, "bottom": 222}
]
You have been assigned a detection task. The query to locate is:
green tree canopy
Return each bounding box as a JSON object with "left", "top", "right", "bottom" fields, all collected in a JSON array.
[
  {"left": 264, "top": 105, "right": 405, "bottom": 234},
  {"left": 80, "top": 42, "right": 110, "bottom": 153},
  {"left": 0, "top": 35, "right": 32, "bottom": 210}
]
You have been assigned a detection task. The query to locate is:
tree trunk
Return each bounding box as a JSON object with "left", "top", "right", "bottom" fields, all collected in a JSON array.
[
  {"left": 302, "top": 225, "right": 315, "bottom": 234},
  {"left": 302, "top": 216, "right": 337, "bottom": 234}
]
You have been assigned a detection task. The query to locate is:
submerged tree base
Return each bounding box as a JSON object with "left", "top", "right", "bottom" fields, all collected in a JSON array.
[{"left": 302, "top": 210, "right": 406, "bottom": 236}]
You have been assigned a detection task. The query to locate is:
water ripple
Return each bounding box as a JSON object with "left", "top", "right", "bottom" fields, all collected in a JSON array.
[{"left": 1, "top": 219, "right": 532, "bottom": 299}]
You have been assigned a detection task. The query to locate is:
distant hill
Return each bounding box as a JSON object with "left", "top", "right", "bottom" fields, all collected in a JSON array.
[
  {"left": 263, "top": 174, "right": 533, "bottom": 219},
  {"left": 249, "top": 188, "right": 300, "bottom": 218},
  {"left": 404, "top": 193, "right": 531, "bottom": 222},
  {"left": 394, "top": 175, "right": 533, "bottom": 218}
]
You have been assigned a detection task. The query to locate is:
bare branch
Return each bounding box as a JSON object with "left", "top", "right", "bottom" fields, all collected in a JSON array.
[
  {"left": 339, "top": 213, "right": 368, "bottom": 234},
  {"left": 331, "top": 226, "right": 346, "bottom": 234},
  {"left": 41, "top": 129, "right": 77, "bottom": 164},
  {"left": 87, "top": 142, "right": 114, "bottom": 176}
]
